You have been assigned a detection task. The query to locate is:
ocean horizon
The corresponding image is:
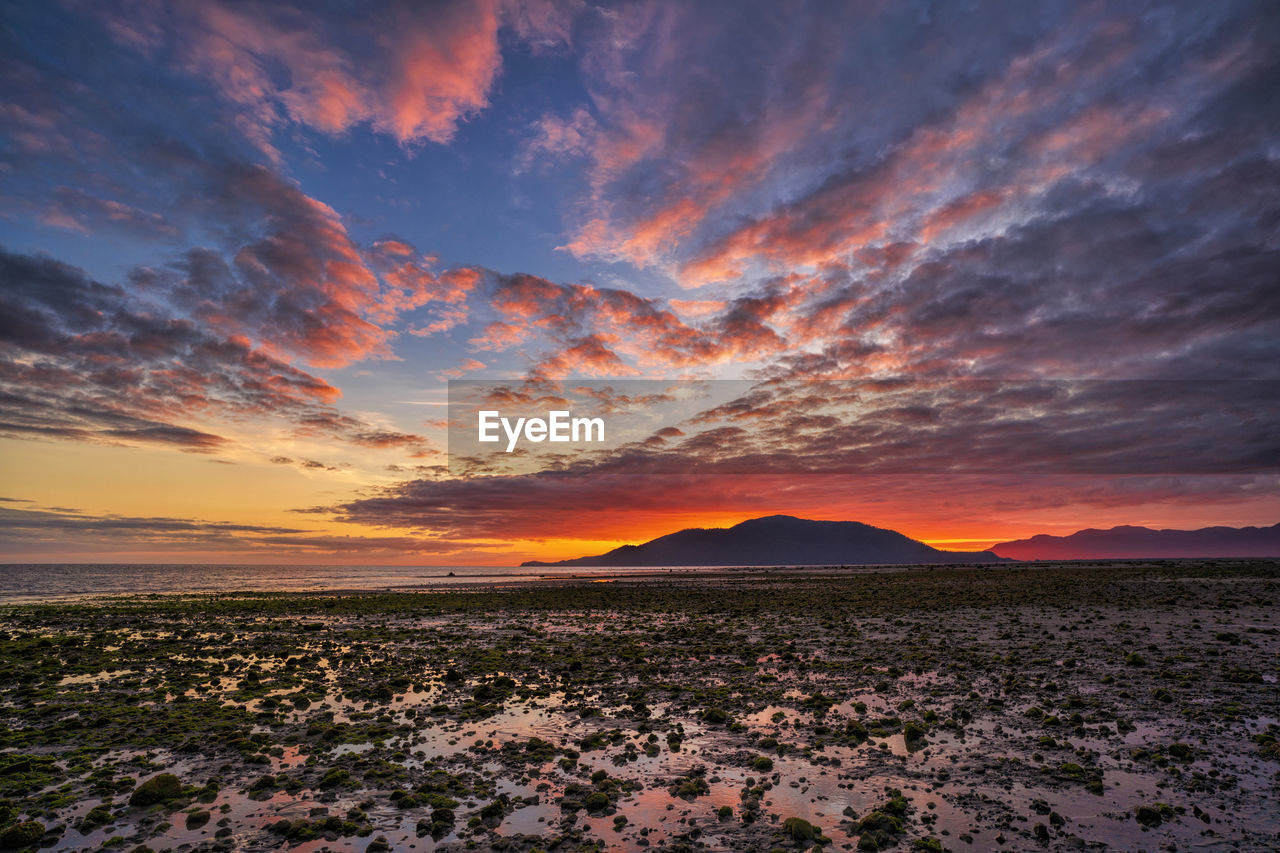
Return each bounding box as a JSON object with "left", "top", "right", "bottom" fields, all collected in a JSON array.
[
  {"left": 0, "top": 563, "right": 618, "bottom": 604},
  {"left": 0, "top": 562, "right": 790, "bottom": 604},
  {"left": 0, "top": 560, "right": 1003, "bottom": 604}
]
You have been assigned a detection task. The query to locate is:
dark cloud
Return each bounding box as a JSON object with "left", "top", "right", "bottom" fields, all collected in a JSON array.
[
  {"left": 531, "top": 0, "right": 1280, "bottom": 384},
  {"left": 457, "top": 0, "right": 1280, "bottom": 386},
  {"left": 331, "top": 468, "right": 1280, "bottom": 544},
  {"left": 118, "top": 160, "right": 441, "bottom": 369},
  {"left": 462, "top": 272, "right": 799, "bottom": 378},
  {"left": 270, "top": 456, "right": 347, "bottom": 472},
  {"left": 0, "top": 505, "right": 304, "bottom": 537},
  {"left": 99, "top": 425, "right": 225, "bottom": 449},
  {"left": 40, "top": 186, "right": 180, "bottom": 240},
  {"left": 0, "top": 504, "right": 474, "bottom": 557},
  {"left": 441, "top": 378, "right": 1279, "bottom": 479},
  {"left": 0, "top": 248, "right": 430, "bottom": 454},
  {"left": 1, "top": 16, "right": 483, "bottom": 370},
  {"left": 764, "top": 187, "right": 1280, "bottom": 381}
]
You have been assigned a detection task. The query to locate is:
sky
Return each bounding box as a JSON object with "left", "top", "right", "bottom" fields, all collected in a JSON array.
[{"left": 0, "top": 0, "right": 1277, "bottom": 564}]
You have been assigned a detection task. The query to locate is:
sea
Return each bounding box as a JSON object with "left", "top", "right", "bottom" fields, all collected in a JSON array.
[
  {"left": 0, "top": 560, "right": 660, "bottom": 601},
  {"left": 0, "top": 562, "right": 942, "bottom": 604},
  {"left": 0, "top": 563, "right": 686, "bottom": 604}
]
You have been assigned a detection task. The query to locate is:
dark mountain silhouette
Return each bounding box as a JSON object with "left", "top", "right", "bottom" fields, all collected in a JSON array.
[
  {"left": 992, "top": 523, "right": 1280, "bottom": 560},
  {"left": 521, "top": 515, "right": 1005, "bottom": 567}
]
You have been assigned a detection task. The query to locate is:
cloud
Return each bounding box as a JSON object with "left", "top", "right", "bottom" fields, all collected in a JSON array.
[
  {"left": 13, "top": 0, "right": 1275, "bottom": 391},
  {"left": 0, "top": 505, "right": 304, "bottom": 538},
  {"left": 92, "top": 0, "right": 504, "bottom": 154},
  {"left": 0, "top": 504, "right": 480, "bottom": 558},
  {"left": 0, "top": 248, "right": 432, "bottom": 454},
  {"left": 40, "top": 186, "right": 180, "bottom": 240},
  {"left": 3, "top": 0, "right": 1279, "bottom": 561},
  {"left": 668, "top": 299, "right": 726, "bottom": 318},
  {"left": 763, "top": 186, "right": 1280, "bottom": 381},
  {"left": 535, "top": 0, "right": 1280, "bottom": 402},
  {"left": 138, "top": 163, "right": 393, "bottom": 368},
  {"left": 469, "top": 272, "right": 795, "bottom": 377},
  {"left": 104, "top": 158, "right": 485, "bottom": 370},
  {"left": 439, "top": 358, "right": 488, "bottom": 380},
  {"left": 413, "top": 369, "right": 1279, "bottom": 546},
  {"left": 331, "top": 468, "right": 1280, "bottom": 546},
  {"left": 518, "top": 107, "right": 596, "bottom": 170},
  {"left": 504, "top": 0, "right": 581, "bottom": 54},
  {"left": 269, "top": 456, "right": 347, "bottom": 472},
  {"left": 442, "top": 374, "right": 1280, "bottom": 481},
  {"left": 0, "top": 28, "right": 487, "bottom": 372}
]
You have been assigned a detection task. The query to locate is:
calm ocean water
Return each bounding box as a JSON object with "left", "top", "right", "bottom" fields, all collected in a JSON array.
[{"left": 0, "top": 563, "right": 696, "bottom": 604}]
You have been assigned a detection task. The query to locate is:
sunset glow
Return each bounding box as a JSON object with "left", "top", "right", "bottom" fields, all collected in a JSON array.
[{"left": 2, "top": 1, "right": 1277, "bottom": 564}]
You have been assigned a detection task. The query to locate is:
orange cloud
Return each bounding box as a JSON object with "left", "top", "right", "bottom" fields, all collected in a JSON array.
[
  {"left": 669, "top": 299, "right": 727, "bottom": 318},
  {"left": 918, "top": 189, "right": 1009, "bottom": 245},
  {"left": 475, "top": 273, "right": 792, "bottom": 376},
  {"left": 106, "top": 0, "right": 503, "bottom": 152},
  {"left": 531, "top": 336, "right": 641, "bottom": 380},
  {"left": 333, "top": 468, "right": 1280, "bottom": 560},
  {"left": 439, "top": 357, "right": 488, "bottom": 379}
]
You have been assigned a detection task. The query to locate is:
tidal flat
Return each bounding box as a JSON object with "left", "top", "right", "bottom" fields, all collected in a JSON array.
[{"left": 0, "top": 561, "right": 1277, "bottom": 852}]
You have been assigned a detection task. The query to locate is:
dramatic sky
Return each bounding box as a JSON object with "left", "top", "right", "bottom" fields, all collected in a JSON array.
[{"left": 1, "top": 0, "right": 1277, "bottom": 563}]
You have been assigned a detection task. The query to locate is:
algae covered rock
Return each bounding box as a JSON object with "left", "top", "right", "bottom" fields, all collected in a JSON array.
[
  {"left": 0, "top": 820, "right": 45, "bottom": 850},
  {"left": 129, "top": 773, "right": 183, "bottom": 807},
  {"left": 783, "top": 816, "right": 818, "bottom": 841}
]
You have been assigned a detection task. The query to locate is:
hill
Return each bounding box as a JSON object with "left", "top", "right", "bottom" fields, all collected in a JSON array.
[
  {"left": 521, "top": 515, "right": 1004, "bottom": 567},
  {"left": 992, "top": 523, "right": 1280, "bottom": 560}
]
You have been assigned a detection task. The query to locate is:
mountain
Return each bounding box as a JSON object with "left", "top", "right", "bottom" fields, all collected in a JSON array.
[
  {"left": 992, "top": 523, "right": 1280, "bottom": 560},
  {"left": 521, "top": 515, "right": 1005, "bottom": 567}
]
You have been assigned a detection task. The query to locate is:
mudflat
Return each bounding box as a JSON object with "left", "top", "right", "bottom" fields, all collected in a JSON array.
[{"left": 1, "top": 560, "right": 1277, "bottom": 852}]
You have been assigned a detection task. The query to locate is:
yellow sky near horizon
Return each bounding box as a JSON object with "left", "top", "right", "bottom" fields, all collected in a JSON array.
[{"left": 4, "top": 432, "right": 1277, "bottom": 565}]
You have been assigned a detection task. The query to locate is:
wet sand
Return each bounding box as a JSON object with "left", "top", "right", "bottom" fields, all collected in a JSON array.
[{"left": 0, "top": 560, "right": 1277, "bottom": 851}]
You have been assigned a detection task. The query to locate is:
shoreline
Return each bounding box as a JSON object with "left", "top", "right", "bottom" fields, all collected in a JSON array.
[
  {"left": 2, "top": 557, "right": 1271, "bottom": 607},
  {"left": 1, "top": 564, "right": 1276, "bottom": 850}
]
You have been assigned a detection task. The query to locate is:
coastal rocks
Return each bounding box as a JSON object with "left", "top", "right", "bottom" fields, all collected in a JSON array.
[
  {"left": 128, "top": 774, "right": 182, "bottom": 808},
  {"left": 0, "top": 560, "right": 1277, "bottom": 851},
  {"left": 0, "top": 821, "right": 45, "bottom": 850}
]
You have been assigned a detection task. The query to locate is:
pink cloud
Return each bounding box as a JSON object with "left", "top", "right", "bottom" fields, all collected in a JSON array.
[
  {"left": 519, "top": 107, "right": 596, "bottom": 169},
  {"left": 103, "top": 0, "right": 503, "bottom": 152},
  {"left": 439, "top": 357, "right": 487, "bottom": 379},
  {"left": 668, "top": 299, "right": 726, "bottom": 318}
]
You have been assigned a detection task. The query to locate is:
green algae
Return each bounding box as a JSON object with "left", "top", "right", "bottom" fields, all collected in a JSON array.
[{"left": 0, "top": 559, "right": 1275, "bottom": 851}]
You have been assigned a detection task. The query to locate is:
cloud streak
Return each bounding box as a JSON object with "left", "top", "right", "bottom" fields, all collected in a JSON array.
[
  {"left": 0, "top": 248, "right": 430, "bottom": 454},
  {"left": 331, "top": 468, "right": 1280, "bottom": 547},
  {"left": 93, "top": 0, "right": 503, "bottom": 155},
  {"left": 0, "top": 504, "right": 483, "bottom": 559}
]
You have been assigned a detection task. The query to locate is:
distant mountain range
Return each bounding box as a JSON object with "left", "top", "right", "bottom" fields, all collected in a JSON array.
[
  {"left": 522, "top": 516, "right": 1280, "bottom": 567},
  {"left": 992, "top": 523, "right": 1280, "bottom": 560},
  {"left": 521, "top": 515, "right": 1005, "bottom": 567}
]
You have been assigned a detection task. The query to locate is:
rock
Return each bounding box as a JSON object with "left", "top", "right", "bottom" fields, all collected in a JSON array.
[
  {"left": 783, "top": 817, "right": 817, "bottom": 841},
  {"left": 1135, "top": 805, "right": 1163, "bottom": 826},
  {"left": 129, "top": 774, "right": 183, "bottom": 807},
  {"left": 0, "top": 821, "right": 45, "bottom": 850}
]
